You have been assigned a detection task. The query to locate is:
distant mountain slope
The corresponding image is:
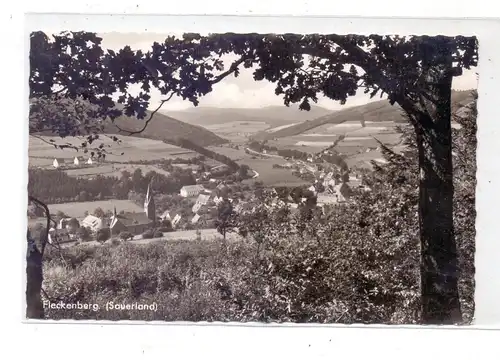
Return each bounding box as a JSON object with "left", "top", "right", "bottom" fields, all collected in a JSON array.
[
  {"left": 253, "top": 90, "right": 475, "bottom": 141},
  {"left": 163, "top": 104, "right": 332, "bottom": 128},
  {"left": 104, "top": 109, "right": 228, "bottom": 147},
  {"left": 31, "top": 97, "right": 228, "bottom": 148}
]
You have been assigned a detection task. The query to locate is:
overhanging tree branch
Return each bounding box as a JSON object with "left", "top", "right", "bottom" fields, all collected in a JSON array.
[{"left": 114, "top": 92, "right": 175, "bottom": 135}]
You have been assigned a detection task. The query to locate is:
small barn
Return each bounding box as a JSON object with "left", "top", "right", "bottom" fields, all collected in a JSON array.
[
  {"left": 109, "top": 212, "right": 154, "bottom": 236},
  {"left": 52, "top": 158, "right": 65, "bottom": 169},
  {"left": 179, "top": 185, "right": 205, "bottom": 198},
  {"left": 81, "top": 215, "right": 106, "bottom": 233},
  {"left": 73, "top": 156, "right": 83, "bottom": 166}
]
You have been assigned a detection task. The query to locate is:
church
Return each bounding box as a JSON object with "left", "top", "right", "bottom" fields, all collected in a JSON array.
[{"left": 109, "top": 183, "right": 157, "bottom": 236}]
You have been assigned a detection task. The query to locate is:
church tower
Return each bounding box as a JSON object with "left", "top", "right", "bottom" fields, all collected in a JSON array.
[{"left": 144, "top": 182, "right": 156, "bottom": 224}]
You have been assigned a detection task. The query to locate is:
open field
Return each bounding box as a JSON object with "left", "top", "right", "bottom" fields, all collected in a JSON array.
[
  {"left": 240, "top": 157, "right": 307, "bottom": 186},
  {"left": 204, "top": 121, "right": 270, "bottom": 141},
  {"left": 206, "top": 145, "right": 247, "bottom": 160},
  {"left": 29, "top": 135, "right": 197, "bottom": 166},
  {"left": 47, "top": 199, "right": 144, "bottom": 218},
  {"left": 63, "top": 163, "right": 172, "bottom": 179}
]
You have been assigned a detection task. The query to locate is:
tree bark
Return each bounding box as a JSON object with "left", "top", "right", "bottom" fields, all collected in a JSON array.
[
  {"left": 406, "top": 56, "right": 462, "bottom": 324},
  {"left": 26, "top": 231, "right": 44, "bottom": 319}
]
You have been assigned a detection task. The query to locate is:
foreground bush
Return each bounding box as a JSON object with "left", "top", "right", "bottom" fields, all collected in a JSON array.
[{"left": 42, "top": 225, "right": 472, "bottom": 324}]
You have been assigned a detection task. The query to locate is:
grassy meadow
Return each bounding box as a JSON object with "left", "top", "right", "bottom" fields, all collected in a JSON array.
[{"left": 29, "top": 135, "right": 197, "bottom": 166}]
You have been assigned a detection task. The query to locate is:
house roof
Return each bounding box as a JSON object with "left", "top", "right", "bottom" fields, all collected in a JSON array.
[
  {"left": 113, "top": 212, "right": 153, "bottom": 226},
  {"left": 181, "top": 185, "right": 205, "bottom": 192},
  {"left": 317, "top": 194, "right": 338, "bottom": 204},
  {"left": 82, "top": 215, "right": 105, "bottom": 229},
  {"left": 196, "top": 194, "right": 210, "bottom": 205}
]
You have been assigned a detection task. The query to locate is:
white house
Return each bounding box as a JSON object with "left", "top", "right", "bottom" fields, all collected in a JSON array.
[
  {"left": 179, "top": 185, "right": 205, "bottom": 198},
  {"left": 171, "top": 214, "right": 182, "bottom": 227},
  {"left": 159, "top": 210, "right": 171, "bottom": 221},
  {"left": 52, "top": 158, "right": 65, "bottom": 168},
  {"left": 192, "top": 202, "right": 202, "bottom": 214},
  {"left": 87, "top": 157, "right": 94, "bottom": 165},
  {"left": 196, "top": 194, "right": 210, "bottom": 205},
  {"left": 73, "top": 156, "right": 82, "bottom": 166},
  {"left": 191, "top": 214, "right": 200, "bottom": 224},
  {"left": 81, "top": 215, "right": 106, "bottom": 233},
  {"left": 48, "top": 228, "right": 71, "bottom": 244},
  {"left": 213, "top": 196, "right": 223, "bottom": 205}
]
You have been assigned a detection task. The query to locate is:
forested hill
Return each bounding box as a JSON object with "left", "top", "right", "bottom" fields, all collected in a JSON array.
[
  {"left": 31, "top": 98, "right": 229, "bottom": 148},
  {"left": 103, "top": 108, "right": 228, "bottom": 147},
  {"left": 253, "top": 90, "right": 475, "bottom": 141}
]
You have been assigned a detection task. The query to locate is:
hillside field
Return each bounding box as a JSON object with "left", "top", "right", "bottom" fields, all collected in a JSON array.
[
  {"left": 203, "top": 121, "right": 270, "bottom": 142},
  {"left": 63, "top": 163, "right": 172, "bottom": 179},
  {"left": 29, "top": 135, "right": 197, "bottom": 167},
  {"left": 48, "top": 199, "right": 144, "bottom": 218}
]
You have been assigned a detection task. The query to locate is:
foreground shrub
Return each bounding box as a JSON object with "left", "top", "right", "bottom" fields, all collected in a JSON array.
[
  {"left": 95, "top": 228, "right": 110, "bottom": 242},
  {"left": 119, "top": 231, "right": 133, "bottom": 241}
]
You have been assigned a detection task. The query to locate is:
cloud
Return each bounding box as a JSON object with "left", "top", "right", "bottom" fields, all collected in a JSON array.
[{"left": 100, "top": 32, "right": 478, "bottom": 111}]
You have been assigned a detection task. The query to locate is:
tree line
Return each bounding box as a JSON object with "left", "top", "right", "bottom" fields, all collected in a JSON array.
[{"left": 28, "top": 167, "right": 197, "bottom": 205}]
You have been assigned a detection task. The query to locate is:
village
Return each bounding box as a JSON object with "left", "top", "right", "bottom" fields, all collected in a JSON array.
[{"left": 34, "top": 144, "right": 371, "bottom": 247}]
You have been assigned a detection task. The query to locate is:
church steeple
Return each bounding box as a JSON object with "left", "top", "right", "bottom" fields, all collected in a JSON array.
[{"left": 144, "top": 182, "right": 156, "bottom": 224}]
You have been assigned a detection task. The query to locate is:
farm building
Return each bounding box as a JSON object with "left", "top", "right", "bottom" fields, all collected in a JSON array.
[
  {"left": 192, "top": 202, "right": 202, "bottom": 214},
  {"left": 52, "top": 158, "right": 65, "bottom": 168},
  {"left": 195, "top": 194, "right": 211, "bottom": 205},
  {"left": 87, "top": 157, "right": 94, "bottom": 165},
  {"left": 57, "top": 217, "right": 80, "bottom": 233},
  {"left": 191, "top": 214, "right": 200, "bottom": 224},
  {"left": 317, "top": 183, "right": 352, "bottom": 205},
  {"left": 159, "top": 210, "right": 171, "bottom": 221},
  {"left": 109, "top": 212, "right": 154, "bottom": 236},
  {"left": 322, "top": 178, "right": 339, "bottom": 188},
  {"left": 347, "top": 175, "right": 362, "bottom": 189},
  {"left": 171, "top": 214, "right": 182, "bottom": 228},
  {"left": 73, "top": 156, "right": 83, "bottom": 165},
  {"left": 316, "top": 193, "right": 338, "bottom": 206},
  {"left": 48, "top": 228, "right": 73, "bottom": 244},
  {"left": 179, "top": 185, "right": 206, "bottom": 198},
  {"left": 81, "top": 215, "right": 107, "bottom": 233}
]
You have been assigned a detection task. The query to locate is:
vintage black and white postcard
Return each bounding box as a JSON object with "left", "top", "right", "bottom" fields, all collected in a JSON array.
[{"left": 25, "top": 21, "right": 481, "bottom": 326}]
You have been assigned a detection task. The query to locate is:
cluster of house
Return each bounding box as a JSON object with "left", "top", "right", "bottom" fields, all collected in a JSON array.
[
  {"left": 164, "top": 184, "right": 230, "bottom": 227},
  {"left": 52, "top": 156, "right": 95, "bottom": 169},
  {"left": 47, "top": 183, "right": 230, "bottom": 244},
  {"left": 47, "top": 186, "right": 157, "bottom": 243},
  {"left": 45, "top": 166, "right": 370, "bottom": 244}
]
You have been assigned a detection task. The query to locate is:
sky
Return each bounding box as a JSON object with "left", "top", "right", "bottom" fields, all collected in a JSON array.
[{"left": 99, "top": 32, "right": 479, "bottom": 112}]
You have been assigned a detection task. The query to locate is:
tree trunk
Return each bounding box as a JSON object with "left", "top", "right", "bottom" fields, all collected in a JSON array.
[
  {"left": 26, "top": 231, "right": 44, "bottom": 319},
  {"left": 409, "top": 57, "right": 462, "bottom": 324}
]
